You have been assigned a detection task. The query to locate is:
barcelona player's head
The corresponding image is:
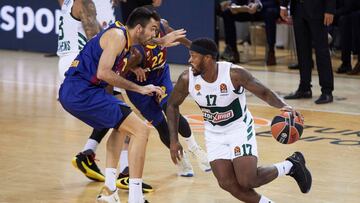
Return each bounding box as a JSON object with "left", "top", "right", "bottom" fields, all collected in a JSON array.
[
  {"left": 188, "top": 38, "right": 218, "bottom": 76},
  {"left": 127, "top": 7, "right": 161, "bottom": 45}
]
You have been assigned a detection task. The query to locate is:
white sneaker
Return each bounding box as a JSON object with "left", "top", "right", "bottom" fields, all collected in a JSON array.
[
  {"left": 189, "top": 146, "right": 211, "bottom": 172},
  {"left": 177, "top": 151, "right": 194, "bottom": 177},
  {"left": 96, "top": 186, "right": 120, "bottom": 203}
]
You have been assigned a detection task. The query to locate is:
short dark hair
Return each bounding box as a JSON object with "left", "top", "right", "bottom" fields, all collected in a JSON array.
[
  {"left": 191, "top": 38, "right": 218, "bottom": 59},
  {"left": 126, "top": 7, "right": 161, "bottom": 29}
]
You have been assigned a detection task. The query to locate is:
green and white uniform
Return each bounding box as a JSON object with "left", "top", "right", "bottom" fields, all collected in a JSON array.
[
  {"left": 57, "top": 0, "right": 114, "bottom": 82},
  {"left": 188, "top": 61, "right": 258, "bottom": 162}
]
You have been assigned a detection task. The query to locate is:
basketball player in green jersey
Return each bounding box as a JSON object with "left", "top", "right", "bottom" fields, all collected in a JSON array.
[{"left": 167, "top": 38, "right": 312, "bottom": 203}]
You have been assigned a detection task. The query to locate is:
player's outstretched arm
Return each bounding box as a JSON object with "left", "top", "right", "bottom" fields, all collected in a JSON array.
[
  {"left": 161, "top": 19, "right": 192, "bottom": 48},
  {"left": 97, "top": 29, "right": 163, "bottom": 96},
  {"left": 167, "top": 70, "right": 190, "bottom": 164},
  {"left": 230, "top": 65, "right": 288, "bottom": 109},
  {"left": 151, "top": 29, "right": 187, "bottom": 47}
]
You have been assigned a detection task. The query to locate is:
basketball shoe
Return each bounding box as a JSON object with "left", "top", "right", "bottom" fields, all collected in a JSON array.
[
  {"left": 177, "top": 151, "right": 194, "bottom": 177},
  {"left": 116, "top": 167, "right": 154, "bottom": 193},
  {"left": 286, "top": 152, "right": 312, "bottom": 193},
  {"left": 72, "top": 149, "right": 105, "bottom": 182},
  {"left": 188, "top": 146, "right": 211, "bottom": 172},
  {"left": 96, "top": 186, "right": 120, "bottom": 203}
]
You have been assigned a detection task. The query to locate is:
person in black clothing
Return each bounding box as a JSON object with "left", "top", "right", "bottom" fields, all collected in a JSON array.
[
  {"left": 219, "top": 0, "right": 280, "bottom": 65},
  {"left": 281, "top": 0, "right": 335, "bottom": 104},
  {"left": 335, "top": 0, "right": 360, "bottom": 74}
]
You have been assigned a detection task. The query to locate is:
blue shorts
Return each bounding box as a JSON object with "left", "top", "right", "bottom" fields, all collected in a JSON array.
[
  {"left": 59, "top": 77, "right": 130, "bottom": 130},
  {"left": 126, "top": 64, "right": 173, "bottom": 126}
]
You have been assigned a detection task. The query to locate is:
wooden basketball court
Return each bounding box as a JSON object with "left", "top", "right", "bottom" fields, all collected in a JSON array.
[{"left": 0, "top": 50, "right": 359, "bottom": 203}]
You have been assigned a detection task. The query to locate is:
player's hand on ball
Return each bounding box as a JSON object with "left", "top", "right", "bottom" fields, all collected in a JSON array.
[{"left": 281, "top": 105, "right": 304, "bottom": 123}]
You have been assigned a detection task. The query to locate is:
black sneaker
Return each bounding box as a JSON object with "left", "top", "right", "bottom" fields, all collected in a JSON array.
[
  {"left": 71, "top": 149, "right": 105, "bottom": 182},
  {"left": 116, "top": 167, "right": 154, "bottom": 193},
  {"left": 286, "top": 152, "right": 312, "bottom": 193}
]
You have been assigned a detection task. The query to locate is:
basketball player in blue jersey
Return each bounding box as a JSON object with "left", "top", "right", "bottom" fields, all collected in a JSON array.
[
  {"left": 57, "top": 0, "right": 155, "bottom": 193},
  {"left": 59, "top": 7, "right": 186, "bottom": 203},
  {"left": 167, "top": 38, "right": 312, "bottom": 203},
  {"left": 120, "top": 19, "right": 212, "bottom": 180}
]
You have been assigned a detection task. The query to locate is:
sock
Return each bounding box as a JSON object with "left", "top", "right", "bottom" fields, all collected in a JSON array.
[
  {"left": 83, "top": 138, "right": 99, "bottom": 152},
  {"left": 128, "top": 178, "right": 143, "bottom": 202},
  {"left": 119, "top": 150, "right": 129, "bottom": 173},
  {"left": 105, "top": 168, "right": 117, "bottom": 192},
  {"left": 274, "top": 160, "right": 293, "bottom": 177},
  {"left": 259, "top": 195, "right": 274, "bottom": 203},
  {"left": 184, "top": 134, "right": 199, "bottom": 150}
]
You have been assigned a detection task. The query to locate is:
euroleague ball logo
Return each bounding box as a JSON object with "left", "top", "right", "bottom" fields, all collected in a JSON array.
[{"left": 195, "top": 84, "right": 201, "bottom": 91}]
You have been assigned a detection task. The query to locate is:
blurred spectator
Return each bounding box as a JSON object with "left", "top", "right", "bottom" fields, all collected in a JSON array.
[
  {"left": 335, "top": 0, "right": 360, "bottom": 74},
  {"left": 281, "top": 0, "right": 335, "bottom": 104},
  {"left": 218, "top": 0, "right": 279, "bottom": 65}
]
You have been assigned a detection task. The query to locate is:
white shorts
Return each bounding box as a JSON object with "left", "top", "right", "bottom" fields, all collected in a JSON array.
[
  {"left": 58, "top": 53, "right": 78, "bottom": 82},
  {"left": 205, "top": 122, "right": 258, "bottom": 162}
]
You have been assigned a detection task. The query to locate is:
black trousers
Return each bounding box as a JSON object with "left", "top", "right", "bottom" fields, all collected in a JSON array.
[
  {"left": 221, "top": 4, "right": 279, "bottom": 51},
  {"left": 293, "top": 3, "right": 334, "bottom": 94}
]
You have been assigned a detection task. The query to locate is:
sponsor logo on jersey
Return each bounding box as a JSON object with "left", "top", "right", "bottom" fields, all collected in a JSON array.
[
  {"left": 202, "top": 108, "right": 234, "bottom": 123},
  {"left": 234, "top": 146, "right": 241, "bottom": 156},
  {"left": 220, "top": 83, "right": 227, "bottom": 93}
]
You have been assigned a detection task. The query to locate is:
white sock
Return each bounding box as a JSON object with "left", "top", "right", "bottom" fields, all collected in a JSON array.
[
  {"left": 128, "top": 178, "right": 143, "bottom": 203},
  {"left": 105, "top": 168, "right": 117, "bottom": 192},
  {"left": 259, "top": 195, "right": 274, "bottom": 203},
  {"left": 184, "top": 134, "right": 199, "bottom": 150},
  {"left": 274, "top": 160, "right": 293, "bottom": 177},
  {"left": 83, "top": 138, "right": 99, "bottom": 152},
  {"left": 119, "top": 150, "right": 129, "bottom": 173}
]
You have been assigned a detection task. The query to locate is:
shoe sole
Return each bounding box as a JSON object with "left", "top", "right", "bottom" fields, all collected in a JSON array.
[
  {"left": 178, "top": 173, "right": 194, "bottom": 177},
  {"left": 71, "top": 157, "right": 105, "bottom": 182},
  {"left": 115, "top": 178, "right": 154, "bottom": 193}
]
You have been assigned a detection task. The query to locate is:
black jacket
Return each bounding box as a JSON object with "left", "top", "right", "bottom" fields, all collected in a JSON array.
[{"left": 280, "top": 0, "right": 336, "bottom": 19}]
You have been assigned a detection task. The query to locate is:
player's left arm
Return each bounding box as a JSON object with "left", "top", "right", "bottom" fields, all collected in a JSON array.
[
  {"left": 167, "top": 70, "right": 190, "bottom": 164},
  {"left": 161, "top": 19, "right": 192, "bottom": 48},
  {"left": 78, "top": 0, "right": 102, "bottom": 39},
  {"left": 230, "top": 65, "right": 291, "bottom": 110}
]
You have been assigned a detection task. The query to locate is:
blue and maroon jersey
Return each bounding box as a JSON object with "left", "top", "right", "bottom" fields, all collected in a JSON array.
[
  {"left": 132, "top": 22, "right": 168, "bottom": 79},
  {"left": 65, "top": 21, "right": 131, "bottom": 87}
]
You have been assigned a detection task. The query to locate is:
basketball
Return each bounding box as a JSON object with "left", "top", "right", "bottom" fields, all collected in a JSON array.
[{"left": 271, "top": 111, "right": 304, "bottom": 144}]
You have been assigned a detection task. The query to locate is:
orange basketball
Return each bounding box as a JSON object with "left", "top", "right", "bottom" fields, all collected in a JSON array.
[{"left": 271, "top": 111, "right": 304, "bottom": 144}]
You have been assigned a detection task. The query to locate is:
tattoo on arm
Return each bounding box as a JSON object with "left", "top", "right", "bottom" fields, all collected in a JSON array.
[{"left": 80, "top": 0, "right": 101, "bottom": 39}]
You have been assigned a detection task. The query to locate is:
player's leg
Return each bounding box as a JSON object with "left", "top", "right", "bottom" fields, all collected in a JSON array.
[
  {"left": 205, "top": 128, "right": 267, "bottom": 203},
  {"left": 115, "top": 110, "right": 150, "bottom": 203},
  {"left": 71, "top": 128, "right": 108, "bottom": 182},
  {"left": 59, "top": 54, "right": 108, "bottom": 181},
  {"left": 211, "top": 159, "right": 264, "bottom": 202}
]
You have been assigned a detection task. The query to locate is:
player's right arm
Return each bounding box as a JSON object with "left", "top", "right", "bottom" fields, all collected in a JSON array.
[
  {"left": 167, "top": 70, "right": 190, "bottom": 164},
  {"left": 72, "top": 0, "right": 101, "bottom": 39},
  {"left": 97, "top": 29, "right": 163, "bottom": 96}
]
